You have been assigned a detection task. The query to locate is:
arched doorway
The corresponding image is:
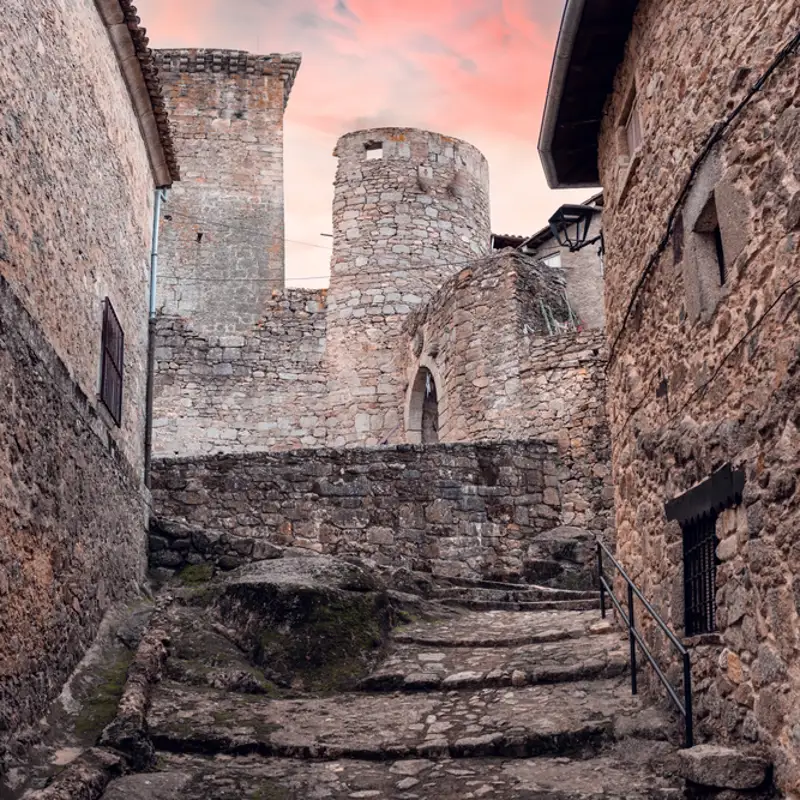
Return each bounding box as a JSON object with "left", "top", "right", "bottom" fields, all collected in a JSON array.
[{"left": 407, "top": 366, "right": 440, "bottom": 444}]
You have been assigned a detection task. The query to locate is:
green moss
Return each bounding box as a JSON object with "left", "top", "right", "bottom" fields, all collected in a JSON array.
[
  {"left": 178, "top": 564, "right": 215, "bottom": 584},
  {"left": 74, "top": 650, "right": 133, "bottom": 739},
  {"left": 252, "top": 783, "right": 291, "bottom": 800}
]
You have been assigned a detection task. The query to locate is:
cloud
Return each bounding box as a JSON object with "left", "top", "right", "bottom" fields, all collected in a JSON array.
[{"left": 135, "top": 0, "right": 592, "bottom": 283}]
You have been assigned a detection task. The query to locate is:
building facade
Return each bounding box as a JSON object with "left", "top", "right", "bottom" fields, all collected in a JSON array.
[
  {"left": 541, "top": 0, "right": 800, "bottom": 791},
  {"left": 0, "top": 0, "right": 177, "bottom": 764}
]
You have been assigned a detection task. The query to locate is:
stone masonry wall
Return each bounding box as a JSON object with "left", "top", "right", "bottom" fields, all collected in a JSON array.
[
  {"left": 403, "top": 254, "right": 613, "bottom": 538},
  {"left": 153, "top": 288, "right": 328, "bottom": 456},
  {"left": 151, "top": 439, "right": 607, "bottom": 581},
  {"left": 324, "top": 128, "right": 491, "bottom": 447},
  {"left": 154, "top": 50, "right": 300, "bottom": 332},
  {"left": 0, "top": 274, "right": 147, "bottom": 762},
  {"left": 597, "top": 0, "right": 799, "bottom": 791},
  {"left": 2, "top": 0, "right": 159, "bottom": 474}
]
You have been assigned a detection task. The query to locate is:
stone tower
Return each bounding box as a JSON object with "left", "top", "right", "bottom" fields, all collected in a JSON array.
[
  {"left": 154, "top": 49, "right": 301, "bottom": 332},
  {"left": 324, "top": 127, "right": 491, "bottom": 446}
]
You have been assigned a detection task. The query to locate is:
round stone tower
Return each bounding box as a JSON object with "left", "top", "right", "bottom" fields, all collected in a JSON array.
[{"left": 324, "top": 127, "right": 491, "bottom": 447}]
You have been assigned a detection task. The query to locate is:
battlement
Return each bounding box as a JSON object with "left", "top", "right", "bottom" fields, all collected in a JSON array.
[{"left": 155, "top": 49, "right": 302, "bottom": 107}]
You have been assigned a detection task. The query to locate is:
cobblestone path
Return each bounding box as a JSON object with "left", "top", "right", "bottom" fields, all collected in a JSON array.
[{"left": 100, "top": 593, "right": 685, "bottom": 799}]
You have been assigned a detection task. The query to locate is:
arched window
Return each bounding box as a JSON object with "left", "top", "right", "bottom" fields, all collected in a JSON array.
[{"left": 407, "top": 366, "right": 439, "bottom": 444}]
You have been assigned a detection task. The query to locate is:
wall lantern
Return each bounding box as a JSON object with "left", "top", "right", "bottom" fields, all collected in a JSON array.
[{"left": 548, "top": 204, "right": 604, "bottom": 254}]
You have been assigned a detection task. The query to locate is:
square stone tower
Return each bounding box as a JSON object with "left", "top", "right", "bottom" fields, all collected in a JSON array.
[{"left": 154, "top": 49, "right": 301, "bottom": 332}]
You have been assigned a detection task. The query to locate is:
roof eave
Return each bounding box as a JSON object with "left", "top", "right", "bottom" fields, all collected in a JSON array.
[{"left": 537, "top": 0, "right": 588, "bottom": 189}]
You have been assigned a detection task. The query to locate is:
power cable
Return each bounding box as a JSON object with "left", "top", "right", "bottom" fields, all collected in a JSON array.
[{"left": 605, "top": 29, "right": 800, "bottom": 370}]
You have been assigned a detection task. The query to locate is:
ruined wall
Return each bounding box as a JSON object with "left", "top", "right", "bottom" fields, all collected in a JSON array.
[
  {"left": 153, "top": 288, "right": 328, "bottom": 456},
  {"left": 2, "top": 0, "right": 159, "bottom": 474},
  {"left": 324, "top": 128, "right": 491, "bottom": 447},
  {"left": 597, "top": 0, "right": 800, "bottom": 790},
  {"left": 154, "top": 49, "right": 300, "bottom": 332},
  {"left": 403, "top": 254, "right": 613, "bottom": 537},
  {"left": 0, "top": 275, "right": 148, "bottom": 760},
  {"left": 151, "top": 439, "right": 602, "bottom": 581}
]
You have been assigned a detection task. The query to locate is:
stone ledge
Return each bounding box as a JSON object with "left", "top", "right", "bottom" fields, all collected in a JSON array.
[{"left": 678, "top": 744, "right": 771, "bottom": 790}]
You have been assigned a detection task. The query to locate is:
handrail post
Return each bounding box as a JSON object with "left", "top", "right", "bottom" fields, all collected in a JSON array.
[
  {"left": 683, "top": 652, "right": 693, "bottom": 747},
  {"left": 628, "top": 582, "right": 637, "bottom": 695},
  {"left": 597, "top": 541, "right": 606, "bottom": 618}
]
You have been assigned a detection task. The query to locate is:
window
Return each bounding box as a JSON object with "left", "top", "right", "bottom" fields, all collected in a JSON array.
[
  {"left": 624, "top": 94, "right": 643, "bottom": 156},
  {"left": 694, "top": 193, "right": 727, "bottom": 287},
  {"left": 365, "top": 141, "right": 383, "bottom": 160},
  {"left": 665, "top": 464, "right": 745, "bottom": 637},
  {"left": 100, "top": 298, "right": 124, "bottom": 426},
  {"left": 541, "top": 253, "right": 562, "bottom": 269},
  {"left": 682, "top": 511, "right": 719, "bottom": 635}
]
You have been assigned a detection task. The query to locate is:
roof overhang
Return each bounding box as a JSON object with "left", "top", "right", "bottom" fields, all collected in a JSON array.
[
  {"left": 95, "top": 0, "right": 179, "bottom": 186},
  {"left": 538, "top": 0, "right": 638, "bottom": 189}
]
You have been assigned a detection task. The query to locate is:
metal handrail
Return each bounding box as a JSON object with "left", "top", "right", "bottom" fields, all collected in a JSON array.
[{"left": 597, "top": 540, "right": 693, "bottom": 747}]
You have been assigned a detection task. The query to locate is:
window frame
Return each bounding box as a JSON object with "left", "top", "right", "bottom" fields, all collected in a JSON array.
[{"left": 100, "top": 298, "right": 124, "bottom": 426}]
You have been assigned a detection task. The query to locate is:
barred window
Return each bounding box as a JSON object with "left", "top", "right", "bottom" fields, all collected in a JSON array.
[{"left": 100, "top": 299, "right": 124, "bottom": 426}]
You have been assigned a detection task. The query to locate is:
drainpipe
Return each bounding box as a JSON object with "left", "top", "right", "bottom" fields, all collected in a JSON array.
[{"left": 144, "top": 187, "right": 167, "bottom": 488}]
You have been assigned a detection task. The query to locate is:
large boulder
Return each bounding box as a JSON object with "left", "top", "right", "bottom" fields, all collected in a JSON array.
[{"left": 215, "top": 556, "right": 392, "bottom": 692}]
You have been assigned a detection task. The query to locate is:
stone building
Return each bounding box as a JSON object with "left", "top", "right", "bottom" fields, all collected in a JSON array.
[
  {"left": 540, "top": 0, "right": 799, "bottom": 791},
  {"left": 153, "top": 123, "right": 609, "bottom": 465},
  {"left": 0, "top": 0, "right": 177, "bottom": 764}
]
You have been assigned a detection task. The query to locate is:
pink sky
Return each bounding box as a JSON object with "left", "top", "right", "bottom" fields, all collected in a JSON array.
[{"left": 135, "top": 0, "right": 593, "bottom": 286}]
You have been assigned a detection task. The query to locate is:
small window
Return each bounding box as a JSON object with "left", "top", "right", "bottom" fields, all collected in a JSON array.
[
  {"left": 365, "top": 141, "right": 383, "bottom": 160},
  {"left": 100, "top": 298, "right": 124, "bottom": 426},
  {"left": 542, "top": 253, "right": 562, "bottom": 269},
  {"left": 694, "top": 193, "right": 726, "bottom": 287},
  {"left": 624, "top": 95, "right": 643, "bottom": 156},
  {"left": 682, "top": 511, "right": 719, "bottom": 635}
]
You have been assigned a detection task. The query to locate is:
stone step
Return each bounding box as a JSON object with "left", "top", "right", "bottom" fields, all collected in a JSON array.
[
  {"left": 119, "top": 744, "right": 684, "bottom": 799},
  {"left": 447, "top": 598, "right": 601, "bottom": 612},
  {"left": 359, "top": 631, "right": 628, "bottom": 691},
  {"left": 432, "top": 585, "right": 599, "bottom": 603},
  {"left": 147, "top": 678, "right": 671, "bottom": 762},
  {"left": 392, "top": 609, "right": 606, "bottom": 648}
]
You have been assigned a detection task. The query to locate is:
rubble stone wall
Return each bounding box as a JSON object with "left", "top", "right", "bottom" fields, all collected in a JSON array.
[
  {"left": 154, "top": 50, "right": 300, "bottom": 332},
  {"left": 324, "top": 128, "right": 491, "bottom": 447},
  {"left": 153, "top": 288, "right": 328, "bottom": 456},
  {"left": 0, "top": 274, "right": 147, "bottom": 757},
  {"left": 2, "top": 0, "right": 158, "bottom": 474},
  {"left": 151, "top": 439, "right": 609, "bottom": 580},
  {"left": 598, "top": 0, "right": 800, "bottom": 791}
]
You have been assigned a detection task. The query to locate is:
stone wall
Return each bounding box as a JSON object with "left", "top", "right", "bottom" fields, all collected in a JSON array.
[
  {"left": 151, "top": 438, "right": 610, "bottom": 581},
  {"left": 2, "top": 0, "right": 159, "bottom": 474},
  {"left": 154, "top": 50, "right": 301, "bottom": 332},
  {"left": 324, "top": 128, "right": 492, "bottom": 447},
  {"left": 403, "top": 254, "right": 613, "bottom": 537},
  {"left": 597, "top": 0, "right": 800, "bottom": 791},
  {"left": 0, "top": 274, "right": 148, "bottom": 761},
  {"left": 153, "top": 288, "right": 328, "bottom": 456}
]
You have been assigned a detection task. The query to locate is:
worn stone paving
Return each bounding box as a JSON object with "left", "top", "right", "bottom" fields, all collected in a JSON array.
[
  {"left": 112, "top": 745, "right": 683, "bottom": 799},
  {"left": 359, "top": 633, "right": 628, "bottom": 690}
]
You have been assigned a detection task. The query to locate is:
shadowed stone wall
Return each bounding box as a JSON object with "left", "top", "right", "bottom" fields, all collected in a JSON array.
[
  {"left": 151, "top": 439, "right": 612, "bottom": 581},
  {"left": 597, "top": 0, "right": 800, "bottom": 790}
]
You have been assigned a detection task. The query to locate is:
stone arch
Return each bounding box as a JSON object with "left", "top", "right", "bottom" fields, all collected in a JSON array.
[{"left": 406, "top": 358, "right": 444, "bottom": 444}]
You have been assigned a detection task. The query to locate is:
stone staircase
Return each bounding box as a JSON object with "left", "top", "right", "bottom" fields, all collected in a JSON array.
[{"left": 98, "top": 583, "right": 686, "bottom": 799}]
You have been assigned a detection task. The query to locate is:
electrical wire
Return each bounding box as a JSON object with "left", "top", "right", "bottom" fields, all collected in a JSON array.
[
  {"left": 605, "top": 29, "right": 800, "bottom": 370},
  {"left": 157, "top": 248, "right": 519, "bottom": 283}
]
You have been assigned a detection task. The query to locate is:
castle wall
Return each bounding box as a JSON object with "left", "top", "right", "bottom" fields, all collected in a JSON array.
[
  {"left": 324, "top": 128, "right": 491, "bottom": 446},
  {"left": 403, "top": 254, "right": 613, "bottom": 538},
  {"left": 153, "top": 289, "right": 328, "bottom": 456},
  {"left": 154, "top": 50, "right": 300, "bottom": 332},
  {"left": 151, "top": 439, "right": 588, "bottom": 581},
  {"left": 596, "top": 0, "right": 800, "bottom": 790},
  {"left": 1, "top": 0, "right": 156, "bottom": 753}
]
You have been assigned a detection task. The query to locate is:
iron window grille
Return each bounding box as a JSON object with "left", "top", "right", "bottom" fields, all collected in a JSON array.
[
  {"left": 665, "top": 464, "right": 745, "bottom": 638},
  {"left": 100, "top": 298, "right": 124, "bottom": 426},
  {"left": 682, "top": 511, "right": 719, "bottom": 635}
]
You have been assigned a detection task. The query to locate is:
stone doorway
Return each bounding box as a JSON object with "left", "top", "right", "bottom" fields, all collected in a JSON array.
[{"left": 407, "top": 366, "right": 440, "bottom": 444}]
